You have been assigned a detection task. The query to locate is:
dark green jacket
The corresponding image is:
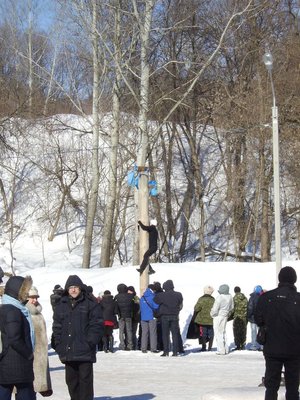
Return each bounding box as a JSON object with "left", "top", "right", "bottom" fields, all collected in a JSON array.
[
  {"left": 233, "top": 292, "right": 248, "bottom": 320},
  {"left": 194, "top": 294, "right": 214, "bottom": 326}
]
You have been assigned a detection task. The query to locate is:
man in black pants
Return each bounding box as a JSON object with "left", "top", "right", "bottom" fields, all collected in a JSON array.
[
  {"left": 52, "top": 275, "right": 103, "bottom": 400},
  {"left": 255, "top": 266, "right": 300, "bottom": 400},
  {"left": 136, "top": 219, "right": 158, "bottom": 275},
  {"left": 153, "top": 279, "right": 183, "bottom": 356}
]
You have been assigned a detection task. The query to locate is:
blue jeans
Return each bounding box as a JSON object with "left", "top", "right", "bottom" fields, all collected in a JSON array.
[
  {"left": 161, "top": 315, "right": 181, "bottom": 354},
  {"left": 0, "top": 383, "right": 36, "bottom": 400},
  {"left": 250, "top": 322, "right": 262, "bottom": 350}
]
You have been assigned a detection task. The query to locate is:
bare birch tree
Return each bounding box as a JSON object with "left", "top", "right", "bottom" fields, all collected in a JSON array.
[
  {"left": 100, "top": 0, "right": 122, "bottom": 268},
  {"left": 82, "top": 0, "right": 100, "bottom": 268}
]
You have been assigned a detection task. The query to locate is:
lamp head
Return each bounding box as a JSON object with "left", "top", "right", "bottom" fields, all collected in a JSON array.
[{"left": 263, "top": 51, "right": 273, "bottom": 71}]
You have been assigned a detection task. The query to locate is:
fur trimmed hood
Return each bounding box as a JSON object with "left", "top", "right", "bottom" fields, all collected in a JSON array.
[{"left": 4, "top": 275, "right": 33, "bottom": 302}]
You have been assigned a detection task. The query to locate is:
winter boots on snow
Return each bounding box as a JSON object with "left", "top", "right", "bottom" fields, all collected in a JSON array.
[
  {"left": 200, "top": 336, "right": 213, "bottom": 352},
  {"left": 102, "top": 335, "right": 114, "bottom": 353},
  {"left": 258, "top": 372, "right": 285, "bottom": 387}
]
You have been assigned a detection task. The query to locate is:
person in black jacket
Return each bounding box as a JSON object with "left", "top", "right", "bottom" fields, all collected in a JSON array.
[
  {"left": 154, "top": 279, "right": 183, "bottom": 357},
  {"left": 0, "top": 275, "right": 36, "bottom": 400},
  {"left": 152, "top": 281, "right": 164, "bottom": 351},
  {"left": 247, "top": 284, "right": 264, "bottom": 350},
  {"left": 52, "top": 275, "right": 103, "bottom": 400},
  {"left": 114, "top": 283, "right": 134, "bottom": 351},
  {"left": 255, "top": 266, "right": 300, "bottom": 400},
  {"left": 50, "top": 284, "right": 64, "bottom": 312},
  {"left": 136, "top": 219, "right": 158, "bottom": 275},
  {"left": 127, "top": 286, "right": 140, "bottom": 350},
  {"left": 99, "top": 290, "right": 118, "bottom": 353}
]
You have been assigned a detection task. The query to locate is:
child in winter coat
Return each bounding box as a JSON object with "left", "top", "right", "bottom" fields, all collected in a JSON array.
[{"left": 99, "top": 290, "right": 118, "bottom": 353}]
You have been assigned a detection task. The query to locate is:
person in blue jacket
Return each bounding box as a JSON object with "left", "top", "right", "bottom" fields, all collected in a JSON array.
[{"left": 140, "top": 284, "right": 160, "bottom": 353}]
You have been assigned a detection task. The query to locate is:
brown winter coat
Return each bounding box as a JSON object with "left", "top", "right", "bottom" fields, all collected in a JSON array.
[{"left": 26, "top": 302, "right": 52, "bottom": 394}]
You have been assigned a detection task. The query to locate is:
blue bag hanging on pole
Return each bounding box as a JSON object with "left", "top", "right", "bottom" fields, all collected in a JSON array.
[
  {"left": 127, "top": 171, "right": 136, "bottom": 187},
  {"left": 150, "top": 187, "right": 158, "bottom": 196},
  {"left": 148, "top": 180, "right": 158, "bottom": 197}
]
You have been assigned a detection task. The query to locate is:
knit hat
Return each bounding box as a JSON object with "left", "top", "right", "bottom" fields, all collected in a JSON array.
[
  {"left": 278, "top": 266, "right": 297, "bottom": 284},
  {"left": 28, "top": 286, "right": 39, "bottom": 298},
  {"left": 218, "top": 284, "right": 230, "bottom": 295},
  {"left": 163, "top": 279, "right": 174, "bottom": 291},
  {"left": 203, "top": 285, "right": 214, "bottom": 295},
  {"left": 117, "top": 283, "right": 128, "bottom": 293},
  {"left": 234, "top": 286, "right": 241, "bottom": 293},
  {"left": 153, "top": 281, "right": 162, "bottom": 292},
  {"left": 54, "top": 284, "right": 63, "bottom": 291},
  {"left": 254, "top": 285, "right": 263, "bottom": 294},
  {"left": 127, "top": 286, "right": 136, "bottom": 295},
  {"left": 150, "top": 219, "right": 157, "bottom": 226}
]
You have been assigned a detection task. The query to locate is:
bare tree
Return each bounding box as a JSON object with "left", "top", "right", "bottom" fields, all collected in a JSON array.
[
  {"left": 82, "top": 0, "right": 101, "bottom": 268},
  {"left": 100, "top": 0, "right": 123, "bottom": 268}
]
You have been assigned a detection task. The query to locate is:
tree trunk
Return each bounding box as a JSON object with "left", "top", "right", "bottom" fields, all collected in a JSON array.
[
  {"left": 82, "top": 0, "right": 100, "bottom": 269},
  {"left": 133, "top": 0, "right": 155, "bottom": 295},
  {"left": 0, "top": 178, "right": 10, "bottom": 222},
  {"left": 100, "top": 0, "right": 122, "bottom": 268},
  {"left": 48, "top": 191, "right": 66, "bottom": 242},
  {"left": 27, "top": 0, "right": 33, "bottom": 115}
]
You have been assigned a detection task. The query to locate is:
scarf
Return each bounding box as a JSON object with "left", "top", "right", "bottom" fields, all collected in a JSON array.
[{"left": 2, "top": 294, "right": 35, "bottom": 349}]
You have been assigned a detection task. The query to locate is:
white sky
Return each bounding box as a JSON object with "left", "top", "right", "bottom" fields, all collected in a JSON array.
[{"left": 0, "top": 237, "right": 295, "bottom": 399}]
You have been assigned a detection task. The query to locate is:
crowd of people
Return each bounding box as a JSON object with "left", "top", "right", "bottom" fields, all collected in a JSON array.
[
  {"left": 0, "top": 266, "right": 300, "bottom": 400},
  {"left": 190, "top": 282, "right": 264, "bottom": 355},
  {"left": 0, "top": 273, "right": 185, "bottom": 400}
]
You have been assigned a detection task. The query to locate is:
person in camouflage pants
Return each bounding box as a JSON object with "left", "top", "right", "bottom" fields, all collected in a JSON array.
[{"left": 232, "top": 286, "right": 248, "bottom": 350}]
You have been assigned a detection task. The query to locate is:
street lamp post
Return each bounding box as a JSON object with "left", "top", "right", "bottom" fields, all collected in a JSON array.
[{"left": 263, "top": 50, "right": 282, "bottom": 279}]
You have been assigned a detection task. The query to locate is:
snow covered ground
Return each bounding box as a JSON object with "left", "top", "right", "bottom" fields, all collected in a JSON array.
[
  {"left": 1, "top": 238, "right": 298, "bottom": 399},
  {"left": 48, "top": 345, "right": 270, "bottom": 400}
]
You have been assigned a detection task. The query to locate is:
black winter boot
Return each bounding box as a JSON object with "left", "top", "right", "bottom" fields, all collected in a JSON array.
[
  {"left": 109, "top": 335, "right": 114, "bottom": 353},
  {"left": 148, "top": 265, "right": 156, "bottom": 274},
  {"left": 102, "top": 336, "right": 108, "bottom": 353},
  {"left": 201, "top": 336, "right": 207, "bottom": 351},
  {"left": 208, "top": 337, "right": 214, "bottom": 351}
]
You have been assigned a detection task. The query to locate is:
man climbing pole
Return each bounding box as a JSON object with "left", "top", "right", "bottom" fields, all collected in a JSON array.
[{"left": 136, "top": 219, "right": 158, "bottom": 275}]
